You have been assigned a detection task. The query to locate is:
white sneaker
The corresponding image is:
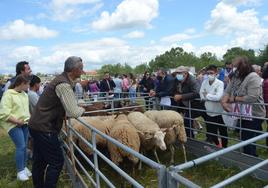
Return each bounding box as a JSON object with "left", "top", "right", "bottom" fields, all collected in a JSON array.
[
  {"left": 17, "top": 170, "right": 29, "bottom": 181},
  {"left": 24, "top": 167, "right": 32, "bottom": 177}
]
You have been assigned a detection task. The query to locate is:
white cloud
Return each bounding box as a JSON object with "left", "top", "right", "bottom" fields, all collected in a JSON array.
[
  {"left": 222, "top": 0, "right": 261, "bottom": 6},
  {"left": 205, "top": 1, "right": 268, "bottom": 50},
  {"left": 123, "top": 31, "right": 145, "bottom": 39},
  {"left": 160, "top": 32, "right": 202, "bottom": 43},
  {"left": 263, "top": 15, "right": 268, "bottom": 21},
  {"left": 91, "top": 0, "right": 159, "bottom": 31},
  {"left": 197, "top": 44, "right": 229, "bottom": 59},
  {"left": 184, "top": 28, "right": 196, "bottom": 34},
  {"left": 161, "top": 33, "right": 194, "bottom": 43},
  {"left": 9, "top": 46, "right": 41, "bottom": 61},
  {"left": 205, "top": 2, "right": 259, "bottom": 35},
  {"left": 49, "top": 0, "right": 103, "bottom": 21},
  {"left": 0, "top": 37, "right": 173, "bottom": 74},
  {"left": 0, "top": 19, "right": 58, "bottom": 40},
  {"left": 0, "top": 40, "right": 236, "bottom": 74},
  {"left": 181, "top": 43, "right": 195, "bottom": 53}
]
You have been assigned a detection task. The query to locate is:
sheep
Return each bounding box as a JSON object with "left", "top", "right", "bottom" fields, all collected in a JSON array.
[
  {"left": 144, "top": 110, "right": 187, "bottom": 164},
  {"left": 81, "top": 100, "right": 145, "bottom": 117},
  {"left": 107, "top": 114, "right": 140, "bottom": 168},
  {"left": 127, "top": 111, "right": 167, "bottom": 166},
  {"left": 72, "top": 116, "right": 113, "bottom": 156},
  {"left": 82, "top": 102, "right": 110, "bottom": 116}
]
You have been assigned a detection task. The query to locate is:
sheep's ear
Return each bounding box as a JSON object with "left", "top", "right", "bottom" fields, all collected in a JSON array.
[
  {"left": 137, "top": 131, "right": 144, "bottom": 137},
  {"left": 160, "top": 128, "right": 167, "bottom": 132}
]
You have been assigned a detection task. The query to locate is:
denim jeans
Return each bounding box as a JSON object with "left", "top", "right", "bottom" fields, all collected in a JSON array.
[
  {"left": 8, "top": 124, "right": 29, "bottom": 172},
  {"left": 29, "top": 128, "right": 64, "bottom": 188},
  {"left": 129, "top": 87, "right": 136, "bottom": 104}
]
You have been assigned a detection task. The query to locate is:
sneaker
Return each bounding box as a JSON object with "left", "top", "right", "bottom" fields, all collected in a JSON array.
[
  {"left": 24, "top": 167, "right": 32, "bottom": 177},
  {"left": 17, "top": 170, "right": 29, "bottom": 181},
  {"left": 216, "top": 141, "right": 222, "bottom": 148}
]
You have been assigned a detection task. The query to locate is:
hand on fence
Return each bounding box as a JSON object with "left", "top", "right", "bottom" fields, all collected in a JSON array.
[
  {"left": 222, "top": 102, "right": 232, "bottom": 112},
  {"left": 174, "top": 94, "right": 182, "bottom": 102}
]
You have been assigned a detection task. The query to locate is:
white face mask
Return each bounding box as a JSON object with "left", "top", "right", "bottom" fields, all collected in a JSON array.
[
  {"left": 208, "top": 74, "right": 216, "bottom": 81},
  {"left": 176, "top": 74, "right": 184, "bottom": 81},
  {"left": 233, "top": 67, "right": 237, "bottom": 72}
]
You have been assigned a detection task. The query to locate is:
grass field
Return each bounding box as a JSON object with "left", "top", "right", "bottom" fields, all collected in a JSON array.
[
  {"left": 0, "top": 130, "right": 72, "bottom": 188},
  {"left": 0, "top": 123, "right": 267, "bottom": 188}
]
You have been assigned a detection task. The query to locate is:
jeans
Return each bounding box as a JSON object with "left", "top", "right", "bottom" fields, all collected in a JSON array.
[
  {"left": 30, "top": 128, "right": 64, "bottom": 188},
  {"left": 241, "top": 118, "right": 263, "bottom": 156},
  {"left": 8, "top": 124, "right": 29, "bottom": 172},
  {"left": 129, "top": 87, "right": 136, "bottom": 104}
]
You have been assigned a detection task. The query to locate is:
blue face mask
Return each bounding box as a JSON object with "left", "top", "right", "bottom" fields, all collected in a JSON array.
[{"left": 176, "top": 74, "right": 184, "bottom": 81}]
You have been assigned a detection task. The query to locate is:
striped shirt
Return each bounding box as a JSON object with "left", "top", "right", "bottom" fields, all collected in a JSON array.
[{"left": 55, "top": 83, "right": 85, "bottom": 118}]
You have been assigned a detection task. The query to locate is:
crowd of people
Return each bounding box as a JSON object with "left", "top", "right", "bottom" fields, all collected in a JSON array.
[{"left": 0, "top": 56, "right": 268, "bottom": 187}]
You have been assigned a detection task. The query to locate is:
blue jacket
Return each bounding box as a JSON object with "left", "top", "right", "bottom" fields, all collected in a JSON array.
[{"left": 155, "top": 75, "right": 175, "bottom": 98}]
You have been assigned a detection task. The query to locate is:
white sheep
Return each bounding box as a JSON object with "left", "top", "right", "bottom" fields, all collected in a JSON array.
[
  {"left": 127, "top": 111, "right": 167, "bottom": 166},
  {"left": 72, "top": 117, "right": 113, "bottom": 156},
  {"left": 107, "top": 114, "right": 140, "bottom": 174},
  {"left": 144, "top": 110, "right": 187, "bottom": 164}
]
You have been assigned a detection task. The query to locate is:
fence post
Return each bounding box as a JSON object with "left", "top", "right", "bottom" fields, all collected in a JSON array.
[
  {"left": 92, "top": 131, "right": 100, "bottom": 187},
  {"left": 157, "top": 165, "right": 168, "bottom": 188},
  {"left": 67, "top": 119, "right": 77, "bottom": 176},
  {"left": 188, "top": 101, "right": 193, "bottom": 139},
  {"left": 166, "top": 167, "right": 177, "bottom": 188}
]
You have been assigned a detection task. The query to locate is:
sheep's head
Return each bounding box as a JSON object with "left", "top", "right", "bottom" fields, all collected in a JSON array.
[{"left": 154, "top": 130, "right": 167, "bottom": 151}]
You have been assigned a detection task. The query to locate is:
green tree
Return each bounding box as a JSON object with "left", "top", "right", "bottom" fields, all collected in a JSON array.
[
  {"left": 223, "top": 47, "right": 256, "bottom": 64},
  {"left": 134, "top": 63, "right": 149, "bottom": 74},
  {"left": 257, "top": 44, "right": 268, "bottom": 65}
]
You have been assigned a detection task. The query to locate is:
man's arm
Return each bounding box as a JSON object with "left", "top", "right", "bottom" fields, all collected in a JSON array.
[{"left": 55, "top": 83, "right": 85, "bottom": 118}]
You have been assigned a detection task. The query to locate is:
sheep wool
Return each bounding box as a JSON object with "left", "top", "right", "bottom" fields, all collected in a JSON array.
[
  {"left": 72, "top": 117, "right": 113, "bottom": 156},
  {"left": 107, "top": 114, "right": 140, "bottom": 165},
  {"left": 127, "top": 111, "right": 159, "bottom": 133},
  {"left": 144, "top": 110, "right": 187, "bottom": 143}
]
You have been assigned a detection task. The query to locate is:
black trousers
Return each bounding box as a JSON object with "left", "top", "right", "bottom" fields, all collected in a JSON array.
[
  {"left": 204, "top": 115, "right": 228, "bottom": 147},
  {"left": 241, "top": 118, "right": 263, "bottom": 157},
  {"left": 29, "top": 128, "right": 64, "bottom": 188}
]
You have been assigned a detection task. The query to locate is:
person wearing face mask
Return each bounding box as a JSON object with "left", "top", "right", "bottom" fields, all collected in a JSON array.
[
  {"left": 149, "top": 68, "right": 175, "bottom": 109},
  {"left": 172, "top": 66, "right": 206, "bottom": 138},
  {"left": 200, "top": 65, "right": 227, "bottom": 148}
]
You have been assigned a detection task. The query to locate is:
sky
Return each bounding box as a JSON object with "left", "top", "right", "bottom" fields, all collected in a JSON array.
[{"left": 0, "top": 0, "right": 268, "bottom": 74}]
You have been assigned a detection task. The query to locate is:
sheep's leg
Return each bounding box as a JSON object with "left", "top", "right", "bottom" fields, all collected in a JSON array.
[
  {"left": 131, "top": 163, "right": 136, "bottom": 183},
  {"left": 119, "top": 163, "right": 126, "bottom": 188},
  {"left": 138, "top": 151, "right": 143, "bottom": 170},
  {"left": 181, "top": 144, "right": 187, "bottom": 162},
  {"left": 153, "top": 148, "right": 161, "bottom": 164},
  {"left": 169, "top": 145, "right": 175, "bottom": 164}
]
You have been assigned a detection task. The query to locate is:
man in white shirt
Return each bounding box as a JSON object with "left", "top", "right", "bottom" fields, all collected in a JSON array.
[{"left": 200, "top": 65, "right": 228, "bottom": 148}]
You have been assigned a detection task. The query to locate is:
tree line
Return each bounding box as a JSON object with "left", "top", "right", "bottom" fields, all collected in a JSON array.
[{"left": 98, "top": 44, "right": 268, "bottom": 76}]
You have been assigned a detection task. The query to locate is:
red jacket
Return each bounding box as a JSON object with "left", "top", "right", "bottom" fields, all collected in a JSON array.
[{"left": 262, "top": 79, "right": 268, "bottom": 110}]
